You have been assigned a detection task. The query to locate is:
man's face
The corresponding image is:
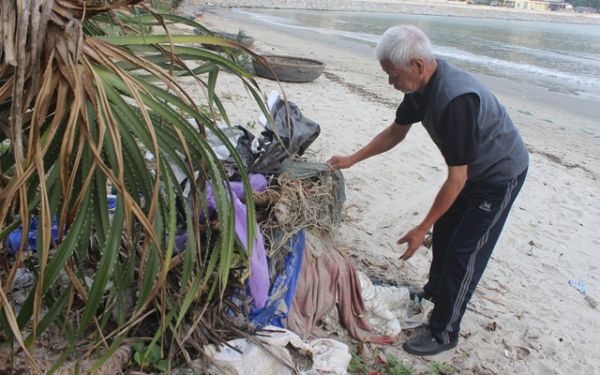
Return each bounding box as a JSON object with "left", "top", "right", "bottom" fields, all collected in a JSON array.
[{"left": 380, "top": 59, "right": 421, "bottom": 94}]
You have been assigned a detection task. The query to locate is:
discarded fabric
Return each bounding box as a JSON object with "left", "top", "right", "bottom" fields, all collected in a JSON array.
[
  {"left": 5, "top": 217, "right": 60, "bottom": 256},
  {"left": 5, "top": 196, "right": 120, "bottom": 256},
  {"left": 287, "top": 233, "right": 392, "bottom": 344},
  {"left": 203, "top": 326, "right": 351, "bottom": 375},
  {"left": 175, "top": 174, "right": 270, "bottom": 309},
  {"left": 248, "top": 230, "right": 305, "bottom": 328},
  {"left": 359, "top": 272, "right": 434, "bottom": 336}
]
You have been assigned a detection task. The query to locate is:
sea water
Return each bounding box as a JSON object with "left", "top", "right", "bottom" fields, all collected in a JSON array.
[{"left": 235, "top": 9, "right": 600, "bottom": 105}]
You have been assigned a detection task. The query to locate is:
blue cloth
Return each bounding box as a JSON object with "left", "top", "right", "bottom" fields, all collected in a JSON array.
[
  {"left": 6, "top": 217, "right": 60, "bottom": 256},
  {"left": 248, "top": 230, "right": 305, "bottom": 328},
  {"left": 6, "top": 196, "right": 117, "bottom": 256}
]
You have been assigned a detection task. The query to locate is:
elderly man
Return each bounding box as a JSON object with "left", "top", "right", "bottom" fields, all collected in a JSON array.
[{"left": 328, "top": 25, "right": 528, "bottom": 355}]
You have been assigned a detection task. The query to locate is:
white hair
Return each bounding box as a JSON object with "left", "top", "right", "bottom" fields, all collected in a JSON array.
[{"left": 375, "top": 25, "right": 434, "bottom": 67}]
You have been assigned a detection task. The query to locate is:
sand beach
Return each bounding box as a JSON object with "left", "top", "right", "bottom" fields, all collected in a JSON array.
[{"left": 178, "top": 2, "right": 600, "bottom": 373}]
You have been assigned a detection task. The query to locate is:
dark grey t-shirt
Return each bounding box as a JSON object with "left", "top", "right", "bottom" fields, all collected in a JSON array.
[{"left": 396, "top": 89, "right": 480, "bottom": 167}]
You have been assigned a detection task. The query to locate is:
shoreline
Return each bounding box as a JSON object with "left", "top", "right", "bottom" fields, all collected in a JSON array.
[
  {"left": 228, "top": 7, "right": 600, "bottom": 119},
  {"left": 190, "top": 0, "right": 600, "bottom": 24}
]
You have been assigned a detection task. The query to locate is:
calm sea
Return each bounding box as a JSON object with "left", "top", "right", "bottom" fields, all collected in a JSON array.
[{"left": 235, "top": 9, "right": 600, "bottom": 102}]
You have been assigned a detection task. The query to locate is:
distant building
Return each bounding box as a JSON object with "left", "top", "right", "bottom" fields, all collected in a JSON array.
[
  {"left": 548, "top": 1, "right": 572, "bottom": 10},
  {"left": 514, "top": 0, "right": 572, "bottom": 11},
  {"left": 514, "top": 0, "right": 547, "bottom": 11}
]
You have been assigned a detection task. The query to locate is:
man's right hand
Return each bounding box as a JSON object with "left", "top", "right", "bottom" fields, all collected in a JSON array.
[
  {"left": 327, "top": 155, "right": 355, "bottom": 170},
  {"left": 327, "top": 123, "right": 410, "bottom": 171}
]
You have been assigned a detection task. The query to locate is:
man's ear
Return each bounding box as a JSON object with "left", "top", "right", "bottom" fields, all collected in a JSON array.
[{"left": 413, "top": 58, "right": 425, "bottom": 74}]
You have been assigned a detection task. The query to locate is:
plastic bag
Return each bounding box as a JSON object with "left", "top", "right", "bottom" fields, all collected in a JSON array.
[{"left": 250, "top": 98, "right": 320, "bottom": 174}]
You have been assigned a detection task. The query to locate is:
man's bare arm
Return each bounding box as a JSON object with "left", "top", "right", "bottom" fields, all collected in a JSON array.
[
  {"left": 328, "top": 123, "right": 411, "bottom": 169},
  {"left": 398, "top": 165, "right": 468, "bottom": 260}
]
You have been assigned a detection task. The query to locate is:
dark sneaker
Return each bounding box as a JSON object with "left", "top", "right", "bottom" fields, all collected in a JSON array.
[{"left": 402, "top": 332, "right": 457, "bottom": 356}]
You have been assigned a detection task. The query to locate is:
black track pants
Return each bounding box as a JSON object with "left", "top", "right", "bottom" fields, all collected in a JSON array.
[{"left": 424, "top": 169, "right": 527, "bottom": 344}]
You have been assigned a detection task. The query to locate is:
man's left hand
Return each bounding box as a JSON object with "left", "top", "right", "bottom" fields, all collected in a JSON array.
[{"left": 397, "top": 227, "right": 427, "bottom": 260}]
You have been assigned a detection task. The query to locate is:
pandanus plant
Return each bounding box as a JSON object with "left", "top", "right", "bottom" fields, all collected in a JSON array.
[{"left": 0, "top": 0, "right": 268, "bottom": 372}]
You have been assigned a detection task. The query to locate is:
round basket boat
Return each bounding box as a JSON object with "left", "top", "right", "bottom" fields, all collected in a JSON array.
[{"left": 252, "top": 55, "right": 325, "bottom": 83}]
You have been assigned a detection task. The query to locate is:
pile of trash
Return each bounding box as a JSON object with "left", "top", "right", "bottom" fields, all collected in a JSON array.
[
  {"left": 4, "top": 91, "right": 433, "bottom": 374},
  {"left": 189, "top": 92, "right": 434, "bottom": 373}
]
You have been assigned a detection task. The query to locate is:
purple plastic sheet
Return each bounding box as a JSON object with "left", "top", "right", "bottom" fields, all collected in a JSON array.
[
  {"left": 178, "top": 174, "right": 270, "bottom": 308},
  {"left": 228, "top": 175, "right": 269, "bottom": 308}
]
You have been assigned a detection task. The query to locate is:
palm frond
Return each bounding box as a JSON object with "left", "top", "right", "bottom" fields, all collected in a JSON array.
[{"left": 0, "top": 0, "right": 267, "bottom": 371}]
